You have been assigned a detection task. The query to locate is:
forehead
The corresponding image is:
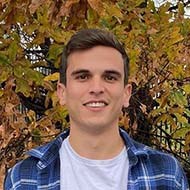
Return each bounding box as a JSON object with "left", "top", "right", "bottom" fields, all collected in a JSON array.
[{"left": 66, "top": 46, "right": 124, "bottom": 73}]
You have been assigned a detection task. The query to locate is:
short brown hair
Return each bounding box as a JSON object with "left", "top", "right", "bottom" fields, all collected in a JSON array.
[{"left": 60, "top": 28, "right": 129, "bottom": 85}]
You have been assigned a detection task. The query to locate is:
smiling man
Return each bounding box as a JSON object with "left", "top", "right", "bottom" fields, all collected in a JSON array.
[{"left": 4, "top": 29, "right": 189, "bottom": 190}]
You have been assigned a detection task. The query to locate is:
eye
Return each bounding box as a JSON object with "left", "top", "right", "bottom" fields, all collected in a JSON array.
[
  {"left": 75, "top": 73, "right": 90, "bottom": 81},
  {"left": 104, "top": 75, "right": 117, "bottom": 82}
]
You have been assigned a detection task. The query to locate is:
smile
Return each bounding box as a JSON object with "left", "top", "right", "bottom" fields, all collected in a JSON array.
[{"left": 84, "top": 101, "right": 108, "bottom": 108}]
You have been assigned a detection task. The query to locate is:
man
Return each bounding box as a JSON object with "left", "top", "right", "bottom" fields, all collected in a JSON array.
[{"left": 4, "top": 29, "right": 189, "bottom": 189}]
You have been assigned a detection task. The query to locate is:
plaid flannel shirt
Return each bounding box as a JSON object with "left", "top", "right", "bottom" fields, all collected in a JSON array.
[{"left": 4, "top": 128, "right": 189, "bottom": 190}]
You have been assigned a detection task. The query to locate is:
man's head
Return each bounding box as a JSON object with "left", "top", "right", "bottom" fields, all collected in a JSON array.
[
  {"left": 57, "top": 28, "right": 131, "bottom": 133},
  {"left": 60, "top": 28, "right": 129, "bottom": 86}
]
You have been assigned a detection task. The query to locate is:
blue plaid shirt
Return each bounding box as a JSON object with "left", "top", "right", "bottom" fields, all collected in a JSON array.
[{"left": 4, "top": 128, "right": 189, "bottom": 190}]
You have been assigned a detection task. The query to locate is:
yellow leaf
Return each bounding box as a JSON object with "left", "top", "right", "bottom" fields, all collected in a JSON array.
[
  {"left": 153, "top": 113, "right": 168, "bottom": 124},
  {"left": 43, "top": 81, "right": 55, "bottom": 91},
  {"left": 159, "top": 90, "right": 170, "bottom": 108},
  {"left": 168, "top": 107, "right": 184, "bottom": 115},
  {"left": 150, "top": 108, "right": 165, "bottom": 117},
  {"left": 103, "top": 2, "right": 123, "bottom": 21},
  {"left": 50, "top": 30, "right": 74, "bottom": 43},
  {"left": 51, "top": 91, "right": 59, "bottom": 107},
  {"left": 185, "top": 132, "right": 190, "bottom": 152},
  {"left": 168, "top": 27, "right": 184, "bottom": 46},
  {"left": 183, "top": 84, "right": 190, "bottom": 94},
  {"left": 167, "top": 114, "right": 178, "bottom": 129},
  {"left": 0, "top": 89, "right": 3, "bottom": 97},
  {"left": 174, "top": 113, "right": 188, "bottom": 124},
  {"left": 27, "top": 110, "right": 36, "bottom": 122},
  {"left": 44, "top": 72, "right": 59, "bottom": 82},
  {"left": 171, "top": 64, "right": 185, "bottom": 78}
]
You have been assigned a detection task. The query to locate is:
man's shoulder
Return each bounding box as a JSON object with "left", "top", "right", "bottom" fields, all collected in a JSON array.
[
  {"left": 143, "top": 145, "right": 180, "bottom": 168},
  {"left": 4, "top": 156, "right": 38, "bottom": 189},
  {"left": 132, "top": 137, "right": 180, "bottom": 167},
  {"left": 131, "top": 138, "right": 186, "bottom": 181},
  {"left": 121, "top": 128, "right": 177, "bottom": 159},
  {"left": 120, "top": 129, "right": 183, "bottom": 172}
]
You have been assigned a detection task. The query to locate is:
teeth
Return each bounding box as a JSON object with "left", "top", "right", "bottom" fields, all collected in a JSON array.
[{"left": 85, "top": 102, "right": 106, "bottom": 107}]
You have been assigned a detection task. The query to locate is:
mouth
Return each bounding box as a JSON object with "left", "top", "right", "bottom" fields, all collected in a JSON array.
[{"left": 83, "top": 101, "right": 108, "bottom": 108}]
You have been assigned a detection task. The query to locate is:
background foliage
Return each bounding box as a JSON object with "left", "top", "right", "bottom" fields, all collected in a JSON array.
[{"left": 0, "top": 0, "right": 190, "bottom": 187}]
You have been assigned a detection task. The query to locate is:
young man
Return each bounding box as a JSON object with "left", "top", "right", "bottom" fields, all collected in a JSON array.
[{"left": 4, "top": 29, "right": 189, "bottom": 189}]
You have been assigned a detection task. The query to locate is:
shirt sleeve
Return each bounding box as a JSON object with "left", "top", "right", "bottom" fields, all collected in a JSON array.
[
  {"left": 4, "top": 168, "right": 13, "bottom": 190},
  {"left": 175, "top": 159, "right": 189, "bottom": 190}
]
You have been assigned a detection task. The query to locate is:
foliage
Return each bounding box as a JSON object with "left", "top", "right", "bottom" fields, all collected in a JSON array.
[{"left": 0, "top": 0, "right": 190, "bottom": 186}]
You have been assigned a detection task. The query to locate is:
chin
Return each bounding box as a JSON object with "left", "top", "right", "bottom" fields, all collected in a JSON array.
[{"left": 84, "top": 121, "right": 113, "bottom": 131}]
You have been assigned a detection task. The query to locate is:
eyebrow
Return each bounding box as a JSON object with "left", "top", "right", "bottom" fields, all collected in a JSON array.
[
  {"left": 71, "top": 69, "right": 90, "bottom": 76},
  {"left": 70, "top": 69, "right": 122, "bottom": 77},
  {"left": 104, "top": 70, "right": 122, "bottom": 78}
]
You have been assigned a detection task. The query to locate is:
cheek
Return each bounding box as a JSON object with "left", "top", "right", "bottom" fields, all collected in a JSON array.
[
  {"left": 65, "top": 84, "right": 84, "bottom": 101},
  {"left": 110, "top": 89, "right": 126, "bottom": 104},
  {"left": 112, "top": 86, "right": 125, "bottom": 97}
]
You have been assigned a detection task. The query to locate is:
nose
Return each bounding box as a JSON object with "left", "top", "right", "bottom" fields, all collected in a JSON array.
[{"left": 89, "top": 77, "right": 104, "bottom": 95}]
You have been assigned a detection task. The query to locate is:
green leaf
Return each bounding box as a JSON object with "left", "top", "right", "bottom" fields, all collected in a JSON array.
[
  {"left": 135, "top": 0, "right": 147, "bottom": 8},
  {"left": 56, "top": 105, "right": 68, "bottom": 119},
  {"left": 14, "top": 65, "right": 24, "bottom": 78},
  {"left": 87, "top": 7, "right": 99, "bottom": 26},
  {"left": 15, "top": 78, "right": 31, "bottom": 97},
  {"left": 170, "top": 90, "right": 187, "bottom": 107},
  {"left": 31, "top": 128, "right": 41, "bottom": 144},
  {"left": 184, "top": 109, "right": 190, "bottom": 117},
  {"left": 150, "top": 108, "right": 165, "bottom": 117},
  {"left": 180, "top": 19, "right": 190, "bottom": 36},
  {"left": 147, "top": 0, "right": 156, "bottom": 13},
  {"left": 24, "top": 68, "right": 44, "bottom": 85},
  {"left": 47, "top": 44, "right": 63, "bottom": 61},
  {"left": 0, "top": 53, "right": 10, "bottom": 65},
  {"left": 50, "top": 30, "right": 74, "bottom": 44},
  {"left": 99, "top": 18, "right": 111, "bottom": 29},
  {"left": 173, "top": 125, "right": 190, "bottom": 138},
  {"left": 0, "top": 70, "right": 11, "bottom": 83},
  {"left": 8, "top": 41, "right": 18, "bottom": 62},
  {"left": 178, "top": 2, "right": 185, "bottom": 16}
]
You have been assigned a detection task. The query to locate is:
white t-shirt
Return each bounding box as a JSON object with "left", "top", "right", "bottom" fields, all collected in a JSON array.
[{"left": 59, "top": 137, "right": 129, "bottom": 190}]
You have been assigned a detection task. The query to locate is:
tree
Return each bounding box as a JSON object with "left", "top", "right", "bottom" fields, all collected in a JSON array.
[{"left": 0, "top": 0, "right": 190, "bottom": 187}]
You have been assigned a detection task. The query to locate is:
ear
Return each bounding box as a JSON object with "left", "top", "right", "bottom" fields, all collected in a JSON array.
[
  {"left": 123, "top": 84, "right": 132, "bottom": 108},
  {"left": 57, "top": 82, "right": 66, "bottom": 106}
]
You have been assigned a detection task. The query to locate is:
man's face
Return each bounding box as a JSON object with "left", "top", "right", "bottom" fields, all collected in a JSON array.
[{"left": 57, "top": 46, "right": 131, "bottom": 133}]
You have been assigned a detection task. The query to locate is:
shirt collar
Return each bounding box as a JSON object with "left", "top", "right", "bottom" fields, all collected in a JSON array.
[
  {"left": 27, "top": 129, "right": 70, "bottom": 169},
  {"left": 119, "top": 128, "right": 149, "bottom": 166},
  {"left": 27, "top": 128, "right": 149, "bottom": 169}
]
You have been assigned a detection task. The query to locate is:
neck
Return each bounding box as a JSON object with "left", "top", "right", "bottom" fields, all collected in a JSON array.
[{"left": 68, "top": 125, "right": 124, "bottom": 160}]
